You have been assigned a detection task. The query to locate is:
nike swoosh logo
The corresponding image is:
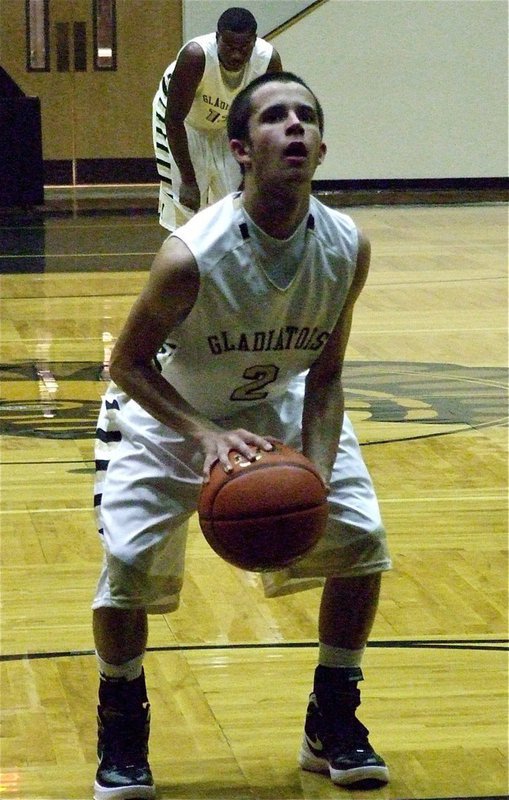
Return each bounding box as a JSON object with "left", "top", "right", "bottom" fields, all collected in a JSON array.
[{"left": 306, "top": 733, "right": 323, "bottom": 752}]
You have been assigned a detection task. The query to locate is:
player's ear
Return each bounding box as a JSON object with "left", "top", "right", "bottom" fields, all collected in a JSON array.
[
  {"left": 317, "top": 141, "right": 327, "bottom": 165},
  {"left": 230, "top": 138, "right": 252, "bottom": 167}
]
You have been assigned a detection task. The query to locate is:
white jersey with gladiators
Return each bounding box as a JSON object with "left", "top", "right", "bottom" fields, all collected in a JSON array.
[
  {"left": 156, "top": 33, "right": 273, "bottom": 134},
  {"left": 159, "top": 194, "right": 359, "bottom": 419}
]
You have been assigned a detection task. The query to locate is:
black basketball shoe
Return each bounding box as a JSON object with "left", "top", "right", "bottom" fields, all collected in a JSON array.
[
  {"left": 94, "top": 673, "right": 155, "bottom": 800},
  {"left": 299, "top": 666, "right": 389, "bottom": 787}
]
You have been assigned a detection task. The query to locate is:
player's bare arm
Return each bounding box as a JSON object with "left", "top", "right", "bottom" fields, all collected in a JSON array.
[
  {"left": 302, "top": 231, "right": 371, "bottom": 485},
  {"left": 109, "top": 237, "right": 272, "bottom": 479},
  {"left": 165, "top": 43, "right": 205, "bottom": 209},
  {"left": 266, "top": 48, "right": 283, "bottom": 73}
]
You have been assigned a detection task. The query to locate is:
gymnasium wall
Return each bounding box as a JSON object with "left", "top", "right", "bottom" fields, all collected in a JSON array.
[
  {"left": 269, "top": 0, "right": 508, "bottom": 180},
  {"left": 182, "top": 0, "right": 313, "bottom": 39},
  {"left": 1, "top": 0, "right": 506, "bottom": 186}
]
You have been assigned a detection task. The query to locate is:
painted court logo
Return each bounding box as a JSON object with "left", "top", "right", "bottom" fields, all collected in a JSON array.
[{"left": 0, "top": 360, "right": 506, "bottom": 440}]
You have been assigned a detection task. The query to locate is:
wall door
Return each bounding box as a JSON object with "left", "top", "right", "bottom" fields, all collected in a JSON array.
[{"left": 0, "top": 0, "right": 182, "bottom": 183}]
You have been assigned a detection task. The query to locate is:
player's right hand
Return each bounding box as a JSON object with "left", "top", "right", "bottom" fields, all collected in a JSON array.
[{"left": 196, "top": 428, "right": 275, "bottom": 483}]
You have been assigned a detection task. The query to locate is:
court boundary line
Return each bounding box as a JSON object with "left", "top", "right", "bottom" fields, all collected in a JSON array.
[{"left": 1, "top": 639, "right": 507, "bottom": 663}]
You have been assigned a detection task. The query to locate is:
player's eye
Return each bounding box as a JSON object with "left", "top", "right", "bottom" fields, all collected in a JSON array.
[
  {"left": 260, "top": 105, "right": 287, "bottom": 123},
  {"left": 298, "top": 106, "right": 318, "bottom": 124}
]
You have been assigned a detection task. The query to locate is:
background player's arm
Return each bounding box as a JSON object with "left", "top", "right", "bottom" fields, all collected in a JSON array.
[
  {"left": 165, "top": 43, "right": 205, "bottom": 210},
  {"left": 109, "top": 237, "right": 272, "bottom": 478},
  {"left": 266, "top": 48, "right": 283, "bottom": 73},
  {"left": 302, "top": 231, "right": 371, "bottom": 487}
]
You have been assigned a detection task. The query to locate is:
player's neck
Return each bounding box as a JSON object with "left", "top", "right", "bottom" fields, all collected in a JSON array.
[
  {"left": 219, "top": 62, "right": 245, "bottom": 90},
  {"left": 242, "top": 185, "right": 310, "bottom": 240}
]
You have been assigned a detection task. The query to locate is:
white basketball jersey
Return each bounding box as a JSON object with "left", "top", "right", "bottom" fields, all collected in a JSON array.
[
  {"left": 158, "top": 194, "right": 359, "bottom": 419},
  {"left": 157, "top": 33, "right": 273, "bottom": 134}
]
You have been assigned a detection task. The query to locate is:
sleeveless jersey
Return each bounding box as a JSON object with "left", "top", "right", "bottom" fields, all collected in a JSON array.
[
  {"left": 158, "top": 194, "right": 359, "bottom": 419},
  {"left": 155, "top": 33, "right": 273, "bottom": 134}
]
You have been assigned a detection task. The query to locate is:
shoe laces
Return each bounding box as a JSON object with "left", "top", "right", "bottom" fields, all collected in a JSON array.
[
  {"left": 98, "top": 706, "right": 150, "bottom": 766},
  {"left": 327, "top": 711, "right": 371, "bottom": 752},
  {"left": 311, "top": 691, "right": 372, "bottom": 752}
]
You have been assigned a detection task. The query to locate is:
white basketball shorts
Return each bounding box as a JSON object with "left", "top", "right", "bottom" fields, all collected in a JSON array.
[
  {"left": 92, "top": 375, "right": 392, "bottom": 613},
  {"left": 154, "top": 123, "right": 242, "bottom": 232}
]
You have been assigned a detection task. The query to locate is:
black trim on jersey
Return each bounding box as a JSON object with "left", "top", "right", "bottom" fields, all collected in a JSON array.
[
  {"left": 95, "top": 460, "right": 109, "bottom": 472},
  {"left": 162, "top": 73, "right": 173, "bottom": 96},
  {"left": 239, "top": 215, "right": 314, "bottom": 240},
  {"left": 93, "top": 493, "right": 102, "bottom": 507},
  {"left": 105, "top": 399, "right": 120, "bottom": 411},
  {"left": 239, "top": 222, "right": 249, "bottom": 240},
  {"left": 95, "top": 428, "right": 122, "bottom": 443}
]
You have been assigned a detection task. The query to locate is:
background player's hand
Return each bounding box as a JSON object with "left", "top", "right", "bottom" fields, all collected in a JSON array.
[
  {"left": 196, "top": 429, "right": 275, "bottom": 483},
  {"left": 179, "top": 180, "right": 200, "bottom": 212}
]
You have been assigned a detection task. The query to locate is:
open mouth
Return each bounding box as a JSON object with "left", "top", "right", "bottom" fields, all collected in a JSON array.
[{"left": 284, "top": 142, "right": 308, "bottom": 160}]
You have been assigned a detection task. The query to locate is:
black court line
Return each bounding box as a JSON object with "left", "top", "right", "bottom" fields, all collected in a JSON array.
[
  {"left": 1, "top": 639, "right": 507, "bottom": 663},
  {"left": 0, "top": 423, "right": 501, "bottom": 457},
  {"left": 1, "top": 291, "right": 144, "bottom": 301}
]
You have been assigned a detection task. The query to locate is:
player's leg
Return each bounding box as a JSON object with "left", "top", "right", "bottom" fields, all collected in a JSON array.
[
  {"left": 92, "top": 530, "right": 191, "bottom": 799},
  {"left": 219, "top": 391, "right": 390, "bottom": 787},
  {"left": 92, "top": 404, "right": 201, "bottom": 799},
  {"left": 297, "top": 416, "right": 391, "bottom": 787},
  {"left": 300, "top": 572, "right": 389, "bottom": 787},
  {"left": 93, "top": 607, "right": 153, "bottom": 800}
]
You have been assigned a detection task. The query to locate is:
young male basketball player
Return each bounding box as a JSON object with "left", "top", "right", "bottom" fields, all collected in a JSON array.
[
  {"left": 152, "top": 6, "right": 282, "bottom": 231},
  {"left": 92, "top": 71, "right": 391, "bottom": 799}
]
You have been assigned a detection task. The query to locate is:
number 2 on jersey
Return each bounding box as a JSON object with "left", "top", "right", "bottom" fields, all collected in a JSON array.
[{"left": 230, "top": 364, "right": 280, "bottom": 402}]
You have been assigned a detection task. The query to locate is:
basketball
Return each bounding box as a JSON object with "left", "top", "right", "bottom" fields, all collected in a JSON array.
[{"left": 198, "top": 441, "right": 328, "bottom": 572}]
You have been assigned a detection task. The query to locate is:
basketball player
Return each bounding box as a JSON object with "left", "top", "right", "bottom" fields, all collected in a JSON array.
[
  {"left": 92, "top": 71, "right": 391, "bottom": 799},
  {"left": 152, "top": 6, "right": 282, "bottom": 231}
]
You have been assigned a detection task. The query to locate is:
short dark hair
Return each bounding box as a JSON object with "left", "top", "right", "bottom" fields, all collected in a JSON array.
[
  {"left": 217, "top": 7, "right": 257, "bottom": 35},
  {"left": 227, "top": 71, "right": 325, "bottom": 141}
]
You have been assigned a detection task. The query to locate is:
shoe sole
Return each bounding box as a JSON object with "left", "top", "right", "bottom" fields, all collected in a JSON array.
[
  {"left": 299, "top": 738, "right": 389, "bottom": 787},
  {"left": 93, "top": 780, "right": 156, "bottom": 800}
]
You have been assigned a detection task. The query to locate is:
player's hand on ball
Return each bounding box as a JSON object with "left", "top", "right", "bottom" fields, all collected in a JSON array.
[
  {"left": 196, "top": 428, "right": 274, "bottom": 482},
  {"left": 198, "top": 441, "right": 328, "bottom": 571}
]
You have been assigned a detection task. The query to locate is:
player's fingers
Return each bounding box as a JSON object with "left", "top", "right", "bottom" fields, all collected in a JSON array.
[
  {"left": 234, "top": 429, "right": 274, "bottom": 453},
  {"left": 215, "top": 445, "right": 236, "bottom": 474},
  {"left": 201, "top": 454, "right": 221, "bottom": 483}
]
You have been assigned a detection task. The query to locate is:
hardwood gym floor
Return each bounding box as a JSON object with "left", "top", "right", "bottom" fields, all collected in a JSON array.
[{"left": 0, "top": 188, "right": 507, "bottom": 799}]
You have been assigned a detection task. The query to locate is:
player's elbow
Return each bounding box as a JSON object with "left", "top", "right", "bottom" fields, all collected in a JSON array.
[
  {"left": 108, "top": 346, "right": 136, "bottom": 394},
  {"left": 307, "top": 360, "right": 343, "bottom": 392}
]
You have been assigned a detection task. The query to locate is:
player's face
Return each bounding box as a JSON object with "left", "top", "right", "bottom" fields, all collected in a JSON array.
[
  {"left": 242, "top": 82, "right": 326, "bottom": 184},
  {"left": 216, "top": 30, "right": 256, "bottom": 71}
]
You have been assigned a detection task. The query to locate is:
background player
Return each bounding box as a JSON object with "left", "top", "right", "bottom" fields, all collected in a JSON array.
[{"left": 152, "top": 6, "right": 282, "bottom": 230}]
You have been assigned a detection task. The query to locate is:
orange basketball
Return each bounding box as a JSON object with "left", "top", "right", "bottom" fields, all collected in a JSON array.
[{"left": 198, "top": 441, "right": 328, "bottom": 572}]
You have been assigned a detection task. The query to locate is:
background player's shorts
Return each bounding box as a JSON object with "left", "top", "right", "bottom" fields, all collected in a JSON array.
[
  {"left": 92, "top": 375, "right": 392, "bottom": 613},
  {"left": 153, "top": 118, "right": 242, "bottom": 231}
]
